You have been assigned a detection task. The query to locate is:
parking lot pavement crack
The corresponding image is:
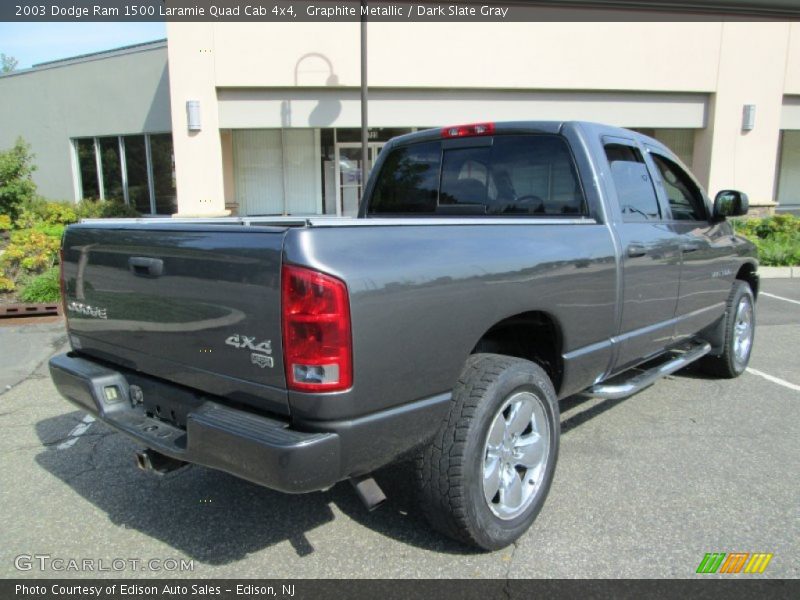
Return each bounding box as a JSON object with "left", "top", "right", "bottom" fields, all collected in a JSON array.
[
  {"left": 50, "top": 334, "right": 68, "bottom": 349},
  {"left": 502, "top": 539, "right": 520, "bottom": 596},
  {"left": 0, "top": 444, "right": 51, "bottom": 456},
  {"left": 64, "top": 466, "right": 101, "bottom": 484},
  {"left": 26, "top": 373, "right": 50, "bottom": 381},
  {"left": 1, "top": 332, "right": 69, "bottom": 394}
]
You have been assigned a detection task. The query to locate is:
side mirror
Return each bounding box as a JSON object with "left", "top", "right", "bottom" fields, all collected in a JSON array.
[{"left": 713, "top": 190, "right": 749, "bottom": 219}]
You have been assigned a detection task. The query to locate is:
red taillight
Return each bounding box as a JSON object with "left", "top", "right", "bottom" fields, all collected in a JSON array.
[
  {"left": 441, "top": 122, "right": 495, "bottom": 138},
  {"left": 281, "top": 264, "right": 352, "bottom": 392}
]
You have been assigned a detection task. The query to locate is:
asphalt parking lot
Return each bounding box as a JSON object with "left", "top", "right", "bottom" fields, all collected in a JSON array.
[{"left": 1, "top": 280, "right": 798, "bottom": 579}]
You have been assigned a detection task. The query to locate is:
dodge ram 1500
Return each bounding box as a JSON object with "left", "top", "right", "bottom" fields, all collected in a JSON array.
[{"left": 50, "top": 121, "right": 757, "bottom": 549}]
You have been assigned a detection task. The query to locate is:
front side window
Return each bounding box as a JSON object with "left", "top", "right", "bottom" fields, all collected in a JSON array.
[
  {"left": 650, "top": 153, "right": 707, "bottom": 221},
  {"left": 369, "top": 135, "right": 586, "bottom": 216},
  {"left": 604, "top": 143, "right": 660, "bottom": 221}
]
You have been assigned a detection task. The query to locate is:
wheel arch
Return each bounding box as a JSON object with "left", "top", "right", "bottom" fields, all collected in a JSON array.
[
  {"left": 470, "top": 310, "right": 564, "bottom": 394},
  {"left": 736, "top": 261, "right": 759, "bottom": 299}
]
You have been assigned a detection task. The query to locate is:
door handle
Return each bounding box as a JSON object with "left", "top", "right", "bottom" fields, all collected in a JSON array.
[
  {"left": 627, "top": 244, "right": 647, "bottom": 258},
  {"left": 680, "top": 243, "right": 700, "bottom": 253},
  {"left": 128, "top": 257, "right": 164, "bottom": 278}
]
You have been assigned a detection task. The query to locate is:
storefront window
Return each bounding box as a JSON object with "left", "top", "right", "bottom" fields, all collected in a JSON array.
[
  {"left": 123, "top": 135, "right": 151, "bottom": 213},
  {"left": 73, "top": 133, "right": 176, "bottom": 215},
  {"left": 231, "top": 127, "right": 419, "bottom": 217},
  {"left": 75, "top": 138, "right": 99, "bottom": 199},
  {"left": 150, "top": 133, "right": 177, "bottom": 215},
  {"left": 98, "top": 137, "right": 123, "bottom": 201},
  {"left": 320, "top": 129, "right": 335, "bottom": 214},
  {"left": 777, "top": 131, "right": 800, "bottom": 211},
  {"left": 233, "top": 129, "right": 322, "bottom": 216},
  {"left": 335, "top": 128, "right": 413, "bottom": 143}
]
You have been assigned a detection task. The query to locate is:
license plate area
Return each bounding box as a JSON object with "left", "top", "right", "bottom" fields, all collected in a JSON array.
[{"left": 126, "top": 373, "right": 205, "bottom": 430}]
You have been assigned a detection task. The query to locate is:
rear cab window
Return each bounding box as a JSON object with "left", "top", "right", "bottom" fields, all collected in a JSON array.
[{"left": 368, "top": 135, "right": 587, "bottom": 216}]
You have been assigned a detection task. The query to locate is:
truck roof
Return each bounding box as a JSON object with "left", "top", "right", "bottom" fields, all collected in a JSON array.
[{"left": 390, "top": 120, "right": 672, "bottom": 156}]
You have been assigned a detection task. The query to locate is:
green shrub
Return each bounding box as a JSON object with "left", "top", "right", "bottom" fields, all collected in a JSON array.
[
  {"left": 0, "top": 274, "right": 14, "bottom": 292},
  {"left": 15, "top": 198, "right": 78, "bottom": 226},
  {"left": 732, "top": 214, "right": 799, "bottom": 238},
  {"left": 18, "top": 267, "right": 60, "bottom": 303},
  {"left": 13, "top": 209, "right": 41, "bottom": 229},
  {"left": 755, "top": 233, "right": 800, "bottom": 267},
  {"left": 32, "top": 222, "right": 66, "bottom": 239},
  {"left": 12, "top": 198, "right": 136, "bottom": 228},
  {"left": 43, "top": 201, "right": 78, "bottom": 225},
  {"left": 732, "top": 214, "right": 800, "bottom": 266},
  {"left": 0, "top": 195, "right": 137, "bottom": 297},
  {"left": 76, "top": 199, "right": 140, "bottom": 219},
  {"left": 1, "top": 228, "right": 60, "bottom": 274},
  {"left": 0, "top": 138, "right": 37, "bottom": 221},
  {"left": 17, "top": 196, "right": 49, "bottom": 219}
]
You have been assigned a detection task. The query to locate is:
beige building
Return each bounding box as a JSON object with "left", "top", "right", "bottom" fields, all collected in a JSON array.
[
  {"left": 5, "top": 23, "right": 798, "bottom": 217},
  {"left": 163, "top": 21, "right": 800, "bottom": 218},
  {"left": 162, "top": 23, "right": 800, "bottom": 215}
]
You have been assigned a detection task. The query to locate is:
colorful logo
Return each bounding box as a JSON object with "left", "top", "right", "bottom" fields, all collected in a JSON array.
[{"left": 696, "top": 552, "right": 773, "bottom": 574}]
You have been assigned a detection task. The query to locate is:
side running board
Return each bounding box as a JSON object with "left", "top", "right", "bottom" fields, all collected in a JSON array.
[{"left": 588, "top": 341, "right": 711, "bottom": 400}]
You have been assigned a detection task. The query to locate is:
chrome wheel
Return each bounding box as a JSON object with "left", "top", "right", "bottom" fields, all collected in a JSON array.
[
  {"left": 732, "top": 295, "right": 754, "bottom": 368},
  {"left": 482, "top": 390, "right": 550, "bottom": 520}
]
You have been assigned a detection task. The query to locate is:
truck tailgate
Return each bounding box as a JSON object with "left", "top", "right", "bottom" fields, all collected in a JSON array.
[{"left": 61, "top": 224, "right": 289, "bottom": 415}]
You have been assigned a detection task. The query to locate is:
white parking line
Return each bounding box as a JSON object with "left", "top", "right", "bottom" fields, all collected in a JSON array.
[
  {"left": 746, "top": 368, "right": 800, "bottom": 392},
  {"left": 761, "top": 292, "right": 800, "bottom": 306},
  {"left": 57, "top": 414, "right": 96, "bottom": 450}
]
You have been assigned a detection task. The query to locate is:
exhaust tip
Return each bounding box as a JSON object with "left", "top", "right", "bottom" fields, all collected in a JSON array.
[
  {"left": 135, "top": 450, "right": 148, "bottom": 471},
  {"left": 135, "top": 448, "right": 186, "bottom": 475},
  {"left": 350, "top": 475, "right": 387, "bottom": 512}
]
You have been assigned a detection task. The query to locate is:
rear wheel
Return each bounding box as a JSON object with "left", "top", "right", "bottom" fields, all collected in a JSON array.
[
  {"left": 415, "top": 354, "right": 559, "bottom": 550},
  {"left": 701, "top": 281, "right": 755, "bottom": 378}
]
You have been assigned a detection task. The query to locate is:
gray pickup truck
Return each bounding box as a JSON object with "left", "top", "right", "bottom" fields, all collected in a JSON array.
[{"left": 49, "top": 121, "right": 757, "bottom": 550}]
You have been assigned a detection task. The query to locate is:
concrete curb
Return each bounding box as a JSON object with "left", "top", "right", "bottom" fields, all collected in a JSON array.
[{"left": 760, "top": 266, "right": 799, "bottom": 279}]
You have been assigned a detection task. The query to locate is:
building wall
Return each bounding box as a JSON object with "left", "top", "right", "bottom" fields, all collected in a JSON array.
[
  {"left": 166, "top": 22, "right": 800, "bottom": 216},
  {"left": 210, "top": 22, "right": 723, "bottom": 91},
  {"left": 698, "top": 23, "right": 792, "bottom": 207},
  {"left": 0, "top": 42, "right": 171, "bottom": 201}
]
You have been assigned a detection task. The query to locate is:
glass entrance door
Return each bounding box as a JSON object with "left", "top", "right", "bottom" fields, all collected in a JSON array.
[{"left": 335, "top": 142, "right": 383, "bottom": 216}]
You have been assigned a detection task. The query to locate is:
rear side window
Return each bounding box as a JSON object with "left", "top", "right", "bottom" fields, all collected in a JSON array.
[
  {"left": 369, "top": 141, "right": 440, "bottom": 213},
  {"left": 650, "top": 153, "right": 707, "bottom": 221},
  {"left": 368, "top": 135, "right": 586, "bottom": 216},
  {"left": 604, "top": 143, "right": 661, "bottom": 221}
]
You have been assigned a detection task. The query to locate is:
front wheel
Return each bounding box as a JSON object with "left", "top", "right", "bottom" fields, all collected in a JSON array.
[
  {"left": 415, "top": 354, "right": 559, "bottom": 550},
  {"left": 701, "top": 281, "right": 756, "bottom": 378}
]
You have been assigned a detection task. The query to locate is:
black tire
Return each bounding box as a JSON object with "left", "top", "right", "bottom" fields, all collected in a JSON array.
[
  {"left": 415, "top": 353, "right": 559, "bottom": 550},
  {"left": 700, "top": 281, "right": 756, "bottom": 378}
]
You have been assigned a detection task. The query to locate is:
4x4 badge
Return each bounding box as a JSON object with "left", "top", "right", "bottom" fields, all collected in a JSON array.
[{"left": 225, "top": 334, "right": 272, "bottom": 354}]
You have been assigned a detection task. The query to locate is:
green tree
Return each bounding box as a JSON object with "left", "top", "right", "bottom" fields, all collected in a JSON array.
[
  {"left": 0, "top": 138, "right": 37, "bottom": 221},
  {"left": 1, "top": 54, "right": 18, "bottom": 73}
]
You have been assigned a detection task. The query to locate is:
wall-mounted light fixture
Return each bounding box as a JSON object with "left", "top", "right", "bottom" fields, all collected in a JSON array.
[
  {"left": 742, "top": 104, "right": 756, "bottom": 131},
  {"left": 186, "top": 100, "right": 201, "bottom": 132}
]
